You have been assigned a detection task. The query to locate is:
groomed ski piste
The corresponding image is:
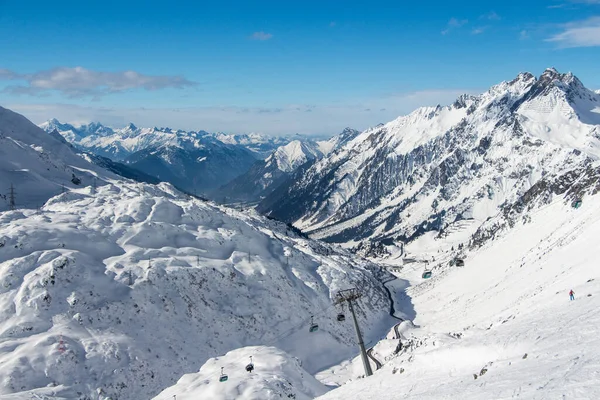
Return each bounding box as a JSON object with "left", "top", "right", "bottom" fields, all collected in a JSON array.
[{"left": 313, "top": 187, "right": 600, "bottom": 399}]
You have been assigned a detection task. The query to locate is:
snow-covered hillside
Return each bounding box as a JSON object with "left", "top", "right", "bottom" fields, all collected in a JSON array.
[
  {"left": 0, "top": 106, "right": 110, "bottom": 212},
  {"left": 258, "top": 69, "right": 600, "bottom": 250},
  {"left": 217, "top": 128, "right": 359, "bottom": 204},
  {"left": 153, "top": 346, "right": 328, "bottom": 400},
  {"left": 317, "top": 176, "right": 600, "bottom": 399},
  {"left": 0, "top": 180, "right": 391, "bottom": 399}
]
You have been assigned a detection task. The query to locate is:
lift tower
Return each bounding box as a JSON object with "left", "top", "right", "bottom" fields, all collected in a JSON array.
[
  {"left": 335, "top": 288, "right": 373, "bottom": 377},
  {"left": 9, "top": 183, "right": 16, "bottom": 211}
]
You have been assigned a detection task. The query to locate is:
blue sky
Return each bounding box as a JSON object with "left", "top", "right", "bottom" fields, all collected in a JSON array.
[{"left": 1, "top": 0, "right": 599, "bottom": 135}]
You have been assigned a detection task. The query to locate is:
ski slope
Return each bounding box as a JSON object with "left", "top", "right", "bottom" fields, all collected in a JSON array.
[{"left": 317, "top": 192, "right": 600, "bottom": 399}]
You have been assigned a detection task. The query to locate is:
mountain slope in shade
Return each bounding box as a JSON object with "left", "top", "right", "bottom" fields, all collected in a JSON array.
[
  {"left": 124, "top": 138, "right": 258, "bottom": 194},
  {"left": 258, "top": 69, "right": 600, "bottom": 248},
  {"left": 39, "top": 121, "right": 318, "bottom": 196},
  {"left": 217, "top": 128, "right": 359, "bottom": 204},
  {"left": 0, "top": 106, "right": 113, "bottom": 212}
]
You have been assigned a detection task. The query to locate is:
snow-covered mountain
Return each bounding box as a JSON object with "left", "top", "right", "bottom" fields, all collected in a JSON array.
[
  {"left": 258, "top": 68, "right": 600, "bottom": 250},
  {"left": 217, "top": 128, "right": 359, "bottom": 204},
  {"left": 40, "top": 120, "right": 291, "bottom": 161},
  {"left": 0, "top": 107, "right": 113, "bottom": 212},
  {"left": 0, "top": 178, "right": 392, "bottom": 399}
]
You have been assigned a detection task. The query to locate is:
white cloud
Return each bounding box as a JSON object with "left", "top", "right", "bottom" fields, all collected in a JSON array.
[
  {"left": 520, "top": 30, "right": 530, "bottom": 40},
  {"left": 0, "top": 66, "right": 196, "bottom": 98},
  {"left": 7, "top": 89, "right": 480, "bottom": 136},
  {"left": 442, "top": 18, "right": 468, "bottom": 35},
  {"left": 471, "top": 27, "right": 488, "bottom": 35},
  {"left": 546, "top": 16, "right": 600, "bottom": 47},
  {"left": 481, "top": 11, "right": 501, "bottom": 20},
  {"left": 250, "top": 31, "right": 273, "bottom": 41}
]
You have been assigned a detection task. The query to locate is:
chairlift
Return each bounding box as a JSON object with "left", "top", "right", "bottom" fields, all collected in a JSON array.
[
  {"left": 455, "top": 259, "right": 465, "bottom": 267},
  {"left": 572, "top": 199, "right": 583, "bottom": 209},
  {"left": 309, "top": 316, "right": 319, "bottom": 333},
  {"left": 219, "top": 367, "right": 228, "bottom": 382},
  {"left": 245, "top": 356, "right": 254, "bottom": 373},
  {"left": 422, "top": 270, "right": 432, "bottom": 279}
]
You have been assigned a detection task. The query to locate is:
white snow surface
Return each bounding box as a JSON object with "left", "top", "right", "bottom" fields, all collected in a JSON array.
[
  {"left": 152, "top": 346, "right": 328, "bottom": 400},
  {"left": 318, "top": 191, "right": 600, "bottom": 399},
  {"left": 0, "top": 181, "right": 391, "bottom": 399}
]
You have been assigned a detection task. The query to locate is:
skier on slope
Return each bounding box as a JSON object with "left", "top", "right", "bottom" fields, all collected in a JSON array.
[{"left": 569, "top": 289, "right": 575, "bottom": 301}]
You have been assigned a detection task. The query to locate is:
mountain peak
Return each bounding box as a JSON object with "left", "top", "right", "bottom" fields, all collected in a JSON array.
[{"left": 125, "top": 122, "right": 137, "bottom": 131}]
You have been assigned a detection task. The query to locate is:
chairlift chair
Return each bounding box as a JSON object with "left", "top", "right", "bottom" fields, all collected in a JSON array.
[
  {"left": 219, "top": 367, "right": 228, "bottom": 382},
  {"left": 337, "top": 303, "right": 346, "bottom": 322},
  {"left": 422, "top": 270, "right": 432, "bottom": 279},
  {"left": 455, "top": 259, "right": 465, "bottom": 267},
  {"left": 309, "top": 316, "right": 319, "bottom": 333},
  {"left": 572, "top": 199, "right": 583, "bottom": 209},
  {"left": 245, "top": 356, "right": 254, "bottom": 373}
]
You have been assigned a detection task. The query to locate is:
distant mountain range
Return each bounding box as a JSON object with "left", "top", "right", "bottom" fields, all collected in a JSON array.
[
  {"left": 216, "top": 128, "right": 360, "bottom": 204},
  {"left": 39, "top": 120, "right": 336, "bottom": 196}
]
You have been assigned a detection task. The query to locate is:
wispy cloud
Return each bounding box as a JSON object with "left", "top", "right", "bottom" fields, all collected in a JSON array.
[
  {"left": 471, "top": 26, "right": 488, "bottom": 35},
  {"left": 329, "top": 21, "right": 337, "bottom": 27},
  {"left": 549, "top": 0, "right": 600, "bottom": 8},
  {"left": 480, "top": 11, "right": 501, "bottom": 20},
  {"left": 250, "top": 31, "right": 273, "bottom": 41},
  {"left": 520, "top": 30, "right": 530, "bottom": 40},
  {"left": 546, "top": 16, "right": 600, "bottom": 47},
  {"left": 0, "top": 66, "right": 196, "bottom": 98},
  {"left": 441, "top": 18, "right": 468, "bottom": 35}
]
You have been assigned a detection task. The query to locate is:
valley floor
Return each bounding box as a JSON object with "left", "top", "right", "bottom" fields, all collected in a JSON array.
[{"left": 317, "top": 197, "right": 600, "bottom": 399}]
